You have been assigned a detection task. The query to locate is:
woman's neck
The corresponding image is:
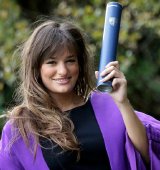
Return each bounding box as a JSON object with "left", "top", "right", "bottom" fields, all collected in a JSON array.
[{"left": 51, "top": 92, "right": 85, "bottom": 111}]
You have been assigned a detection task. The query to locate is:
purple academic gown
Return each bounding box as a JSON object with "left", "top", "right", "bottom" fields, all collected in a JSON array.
[{"left": 0, "top": 92, "right": 160, "bottom": 170}]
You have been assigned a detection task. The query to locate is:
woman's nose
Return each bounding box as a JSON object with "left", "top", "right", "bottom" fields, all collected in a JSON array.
[{"left": 57, "top": 63, "right": 68, "bottom": 75}]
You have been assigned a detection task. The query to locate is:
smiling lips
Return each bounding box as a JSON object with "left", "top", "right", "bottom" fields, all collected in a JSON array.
[{"left": 53, "top": 77, "right": 71, "bottom": 84}]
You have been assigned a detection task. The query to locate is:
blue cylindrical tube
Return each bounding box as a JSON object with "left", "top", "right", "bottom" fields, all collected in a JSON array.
[{"left": 97, "top": 2, "right": 123, "bottom": 92}]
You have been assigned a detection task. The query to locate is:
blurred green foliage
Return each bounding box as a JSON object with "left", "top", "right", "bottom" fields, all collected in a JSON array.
[
  {"left": 0, "top": 0, "right": 160, "bottom": 132},
  {"left": 0, "top": 0, "right": 29, "bottom": 111}
]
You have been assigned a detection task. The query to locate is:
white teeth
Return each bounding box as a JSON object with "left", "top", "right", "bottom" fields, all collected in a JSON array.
[
  {"left": 54, "top": 78, "right": 70, "bottom": 84},
  {"left": 55, "top": 78, "right": 67, "bottom": 81}
]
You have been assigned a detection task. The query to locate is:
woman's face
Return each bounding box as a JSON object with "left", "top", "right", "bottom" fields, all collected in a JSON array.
[{"left": 40, "top": 49, "right": 79, "bottom": 95}]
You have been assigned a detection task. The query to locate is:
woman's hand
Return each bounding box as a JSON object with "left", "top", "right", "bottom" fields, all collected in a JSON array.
[{"left": 96, "top": 61, "right": 128, "bottom": 104}]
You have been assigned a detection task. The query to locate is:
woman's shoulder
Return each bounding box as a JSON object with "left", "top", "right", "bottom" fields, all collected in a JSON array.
[
  {"left": 0, "top": 120, "right": 36, "bottom": 158},
  {"left": 0, "top": 121, "right": 18, "bottom": 149},
  {"left": 0, "top": 122, "right": 41, "bottom": 169},
  {"left": 1, "top": 121, "right": 13, "bottom": 138},
  {"left": 1, "top": 120, "right": 19, "bottom": 135}
]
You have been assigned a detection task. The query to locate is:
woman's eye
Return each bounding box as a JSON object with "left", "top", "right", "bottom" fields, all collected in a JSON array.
[
  {"left": 67, "top": 59, "right": 76, "bottom": 63},
  {"left": 46, "top": 60, "right": 56, "bottom": 65}
]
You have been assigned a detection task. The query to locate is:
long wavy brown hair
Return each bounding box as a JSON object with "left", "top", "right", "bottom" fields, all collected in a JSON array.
[{"left": 8, "top": 19, "right": 95, "bottom": 156}]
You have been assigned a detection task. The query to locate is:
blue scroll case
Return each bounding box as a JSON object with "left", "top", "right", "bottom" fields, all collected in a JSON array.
[{"left": 97, "top": 2, "right": 123, "bottom": 92}]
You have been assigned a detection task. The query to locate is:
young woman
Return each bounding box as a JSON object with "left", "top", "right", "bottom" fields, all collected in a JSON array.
[{"left": 0, "top": 20, "right": 160, "bottom": 170}]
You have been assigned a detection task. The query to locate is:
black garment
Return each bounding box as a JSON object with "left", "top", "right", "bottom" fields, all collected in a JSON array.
[{"left": 40, "top": 100, "right": 111, "bottom": 170}]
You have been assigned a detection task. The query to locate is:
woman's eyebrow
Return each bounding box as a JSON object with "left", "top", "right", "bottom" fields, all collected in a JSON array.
[
  {"left": 48, "top": 54, "right": 76, "bottom": 59},
  {"left": 49, "top": 56, "right": 56, "bottom": 59},
  {"left": 67, "top": 54, "right": 76, "bottom": 58}
]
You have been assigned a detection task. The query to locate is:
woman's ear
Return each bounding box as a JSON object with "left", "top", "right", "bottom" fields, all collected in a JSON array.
[{"left": 95, "top": 71, "right": 99, "bottom": 79}]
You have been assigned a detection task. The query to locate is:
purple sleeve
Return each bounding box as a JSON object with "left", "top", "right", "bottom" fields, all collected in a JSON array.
[
  {"left": 0, "top": 122, "right": 49, "bottom": 170},
  {"left": 146, "top": 123, "right": 160, "bottom": 170},
  {"left": 125, "top": 111, "right": 160, "bottom": 170},
  {"left": 0, "top": 122, "right": 24, "bottom": 170}
]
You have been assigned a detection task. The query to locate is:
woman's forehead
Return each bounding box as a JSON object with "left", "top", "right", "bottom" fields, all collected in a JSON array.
[
  {"left": 40, "top": 38, "right": 78, "bottom": 62},
  {"left": 48, "top": 45, "right": 77, "bottom": 59},
  {"left": 51, "top": 50, "right": 76, "bottom": 59}
]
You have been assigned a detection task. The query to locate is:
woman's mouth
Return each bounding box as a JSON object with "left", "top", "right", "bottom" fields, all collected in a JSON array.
[{"left": 53, "top": 77, "right": 71, "bottom": 84}]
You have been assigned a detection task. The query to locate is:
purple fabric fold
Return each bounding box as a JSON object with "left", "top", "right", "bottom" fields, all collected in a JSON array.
[
  {"left": 91, "top": 91, "right": 160, "bottom": 170},
  {"left": 91, "top": 91, "right": 131, "bottom": 170}
]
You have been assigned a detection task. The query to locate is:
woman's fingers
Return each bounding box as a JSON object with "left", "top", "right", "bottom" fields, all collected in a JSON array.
[
  {"left": 100, "top": 65, "right": 117, "bottom": 77},
  {"left": 105, "top": 61, "right": 120, "bottom": 69},
  {"left": 96, "top": 61, "right": 125, "bottom": 83},
  {"left": 100, "top": 61, "right": 120, "bottom": 77},
  {"left": 100, "top": 69, "right": 123, "bottom": 82}
]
